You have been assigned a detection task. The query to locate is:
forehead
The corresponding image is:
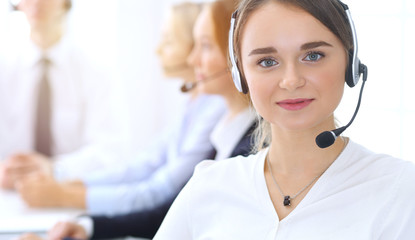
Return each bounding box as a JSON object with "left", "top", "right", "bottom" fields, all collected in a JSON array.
[
  {"left": 193, "top": 6, "right": 213, "bottom": 39},
  {"left": 241, "top": 1, "right": 340, "bottom": 53}
]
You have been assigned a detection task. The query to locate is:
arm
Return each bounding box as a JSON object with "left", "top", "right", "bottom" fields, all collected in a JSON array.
[
  {"left": 45, "top": 198, "right": 173, "bottom": 240},
  {"left": 85, "top": 148, "right": 213, "bottom": 215},
  {"left": 48, "top": 221, "right": 88, "bottom": 240},
  {"left": 85, "top": 96, "right": 224, "bottom": 215},
  {"left": 79, "top": 134, "right": 172, "bottom": 186},
  {"left": 16, "top": 175, "right": 86, "bottom": 208},
  {"left": 0, "top": 153, "right": 52, "bottom": 190},
  {"left": 91, "top": 197, "right": 173, "bottom": 239}
]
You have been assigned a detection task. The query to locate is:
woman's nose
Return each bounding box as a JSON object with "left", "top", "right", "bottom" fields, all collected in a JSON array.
[{"left": 278, "top": 63, "right": 305, "bottom": 91}]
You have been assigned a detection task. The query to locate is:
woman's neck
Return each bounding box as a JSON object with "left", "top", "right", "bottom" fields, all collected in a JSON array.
[
  {"left": 267, "top": 121, "right": 346, "bottom": 176},
  {"left": 30, "top": 22, "right": 64, "bottom": 50}
]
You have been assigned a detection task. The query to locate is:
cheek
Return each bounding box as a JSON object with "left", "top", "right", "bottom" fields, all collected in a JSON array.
[
  {"left": 310, "top": 66, "right": 346, "bottom": 109},
  {"left": 245, "top": 71, "right": 276, "bottom": 118},
  {"left": 203, "top": 54, "right": 223, "bottom": 72},
  {"left": 172, "top": 45, "right": 191, "bottom": 62}
]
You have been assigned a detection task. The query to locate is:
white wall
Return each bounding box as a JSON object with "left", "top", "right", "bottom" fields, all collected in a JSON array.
[
  {"left": 336, "top": 0, "right": 415, "bottom": 161},
  {"left": 1, "top": 0, "right": 414, "bottom": 161}
]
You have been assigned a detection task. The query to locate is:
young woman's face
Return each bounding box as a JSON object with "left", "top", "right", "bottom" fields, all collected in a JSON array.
[
  {"left": 18, "top": 0, "right": 67, "bottom": 27},
  {"left": 187, "top": 7, "right": 233, "bottom": 95},
  {"left": 240, "top": 2, "right": 347, "bottom": 132},
  {"left": 156, "top": 11, "right": 193, "bottom": 79}
]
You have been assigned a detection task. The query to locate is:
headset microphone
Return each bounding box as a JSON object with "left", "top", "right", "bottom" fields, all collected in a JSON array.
[
  {"left": 228, "top": 0, "right": 368, "bottom": 149},
  {"left": 180, "top": 68, "right": 229, "bottom": 92},
  {"left": 316, "top": 64, "right": 367, "bottom": 148},
  {"left": 180, "top": 82, "right": 197, "bottom": 93},
  {"left": 315, "top": 1, "right": 368, "bottom": 148}
]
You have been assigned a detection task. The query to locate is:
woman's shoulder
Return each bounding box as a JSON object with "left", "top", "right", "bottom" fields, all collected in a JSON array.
[
  {"left": 346, "top": 140, "right": 415, "bottom": 193},
  {"left": 190, "top": 150, "right": 267, "bottom": 188},
  {"left": 196, "top": 150, "right": 264, "bottom": 174},
  {"left": 346, "top": 140, "right": 412, "bottom": 172}
]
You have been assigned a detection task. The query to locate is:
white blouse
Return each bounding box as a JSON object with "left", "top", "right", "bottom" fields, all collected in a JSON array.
[{"left": 154, "top": 140, "right": 415, "bottom": 240}]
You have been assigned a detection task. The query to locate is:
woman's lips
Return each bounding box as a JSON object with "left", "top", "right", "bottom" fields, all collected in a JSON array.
[{"left": 277, "top": 98, "right": 314, "bottom": 111}]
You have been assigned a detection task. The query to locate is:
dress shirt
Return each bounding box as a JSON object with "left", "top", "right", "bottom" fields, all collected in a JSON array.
[
  {"left": 82, "top": 94, "right": 227, "bottom": 215},
  {"left": 155, "top": 139, "right": 415, "bottom": 240},
  {"left": 0, "top": 35, "right": 130, "bottom": 180}
]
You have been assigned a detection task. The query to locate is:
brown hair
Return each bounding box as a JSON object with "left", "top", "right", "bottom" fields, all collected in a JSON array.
[
  {"left": 207, "top": 0, "right": 239, "bottom": 57},
  {"left": 203, "top": 0, "right": 252, "bottom": 104},
  {"left": 232, "top": 0, "right": 354, "bottom": 151}
]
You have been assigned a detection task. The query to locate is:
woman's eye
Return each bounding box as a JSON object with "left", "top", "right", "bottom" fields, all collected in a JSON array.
[
  {"left": 259, "top": 59, "right": 277, "bottom": 68},
  {"left": 304, "top": 52, "right": 324, "bottom": 62}
]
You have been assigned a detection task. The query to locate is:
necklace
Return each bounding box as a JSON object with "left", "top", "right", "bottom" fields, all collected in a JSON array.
[{"left": 266, "top": 156, "right": 326, "bottom": 207}]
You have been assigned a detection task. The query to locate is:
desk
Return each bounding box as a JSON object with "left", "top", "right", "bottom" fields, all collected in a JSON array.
[{"left": 0, "top": 189, "right": 84, "bottom": 238}]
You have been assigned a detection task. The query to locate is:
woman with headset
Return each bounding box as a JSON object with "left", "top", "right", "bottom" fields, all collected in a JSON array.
[{"left": 155, "top": 0, "right": 415, "bottom": 239}]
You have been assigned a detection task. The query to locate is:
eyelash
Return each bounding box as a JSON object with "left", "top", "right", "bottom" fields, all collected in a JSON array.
[
  {"left": 257, "top": 57, "right": 278, "bottom": 68},
  {"left": 256, "top": 50, "right": 326, "bottom": 68},
  {"left": 303, "top": 51, "right": 325, "bottom": 62}
]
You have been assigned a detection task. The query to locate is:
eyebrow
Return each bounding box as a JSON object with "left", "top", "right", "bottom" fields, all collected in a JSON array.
[
  {"left": 248, "top": 41, "right": 333, "bottom": 56},
  {"left": 248, "top": 47, "right": 277, "bottom": 56},
  {"left": 300, "top": 41, "right": 333, "bottom": 50}
]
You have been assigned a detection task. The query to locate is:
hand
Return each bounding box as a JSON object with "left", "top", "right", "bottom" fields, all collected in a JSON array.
[
  {"left": 0, "top": 162, "right": 15, "bottom": 190},
  {"left": 16, "top": 233, "right": 44, "bottom": 240},
  {"left": 48, "top": 221, "right": 88, "bottom": 240},
  {"left": 0, "top": 153, "right": 52, "bottom": 190},
  {"left": 16, "top": 175, "right": 87, "bottom": 208},
  {"left": 16, "top": 174, "right": 65, "bottom": 207}
]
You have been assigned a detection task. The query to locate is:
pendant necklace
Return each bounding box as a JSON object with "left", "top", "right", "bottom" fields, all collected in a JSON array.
[{"left": 266, "top": 155, "right": 326, "bottom": 207}]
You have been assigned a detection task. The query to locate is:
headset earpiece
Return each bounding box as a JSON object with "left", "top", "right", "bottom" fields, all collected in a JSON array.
[
  {"left": 345, "top": 50, "right": 361, "bottom": 88},
  {"left": 338, "top": 0, "right": 366, "bottom": 88},
  {"left": 228, "top": 11, "right": 249, "bottom": 94}
]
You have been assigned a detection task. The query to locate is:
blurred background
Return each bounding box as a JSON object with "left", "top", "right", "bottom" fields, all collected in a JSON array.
[{"left": 0, "top": 0, "right": 414, "bottom": 161}]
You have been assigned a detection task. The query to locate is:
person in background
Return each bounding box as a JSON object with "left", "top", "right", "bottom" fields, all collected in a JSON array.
[
  {"left": 0, "top": 0, "right": 130, "bottom": 187},
  {"left": 15, "top": 1, "right": 227, "bottom": 215},
  {"left": 154, "top": 0, "right": 415, "bottom": 239},
  {"left": 17, "top": 0, "right": 256, "bottom": 239}
]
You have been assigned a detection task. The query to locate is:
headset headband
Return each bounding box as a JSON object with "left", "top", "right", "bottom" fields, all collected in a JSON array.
[{"left": 228, "top": 0, "right": 366, "bottom": 93}]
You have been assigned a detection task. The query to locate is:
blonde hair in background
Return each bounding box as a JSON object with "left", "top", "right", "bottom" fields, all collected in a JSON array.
[{"left": 170, "top": 2, "right": 203, "bottom": 49}]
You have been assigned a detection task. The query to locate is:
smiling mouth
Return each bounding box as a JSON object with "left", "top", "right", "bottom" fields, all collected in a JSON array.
[{"left": 277, "top": 98, "right": 314, "bottom": 111}]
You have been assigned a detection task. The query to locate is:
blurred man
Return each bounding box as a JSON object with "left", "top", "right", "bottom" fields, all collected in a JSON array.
[{"left": 0, "top": 0, "right": 129, "bottom": 189}]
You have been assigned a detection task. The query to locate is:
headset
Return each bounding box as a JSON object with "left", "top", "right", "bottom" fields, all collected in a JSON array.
[{"left": 228, "top": 0, "right": 369, "bottom": 148}]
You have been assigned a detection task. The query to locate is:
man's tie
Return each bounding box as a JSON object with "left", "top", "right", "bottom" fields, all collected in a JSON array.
[{"left": 34, "top": 56, "right": 53, "bottom": 156}]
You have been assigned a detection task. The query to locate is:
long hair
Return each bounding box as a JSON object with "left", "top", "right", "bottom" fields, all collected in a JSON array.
[
  {"left": 170, "top": 2, "right": 202, "bottom": 47},
  {"left": 208, "top": 0, "right": 239, "bottom": 57},
  {"left": 232, "top": 0, "right": 353, "bottom": 151}
]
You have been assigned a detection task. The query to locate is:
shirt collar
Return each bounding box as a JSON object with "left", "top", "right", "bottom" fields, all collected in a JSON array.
[{"left": 211, "top": 107, "right": 257, "bottom": 160}]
